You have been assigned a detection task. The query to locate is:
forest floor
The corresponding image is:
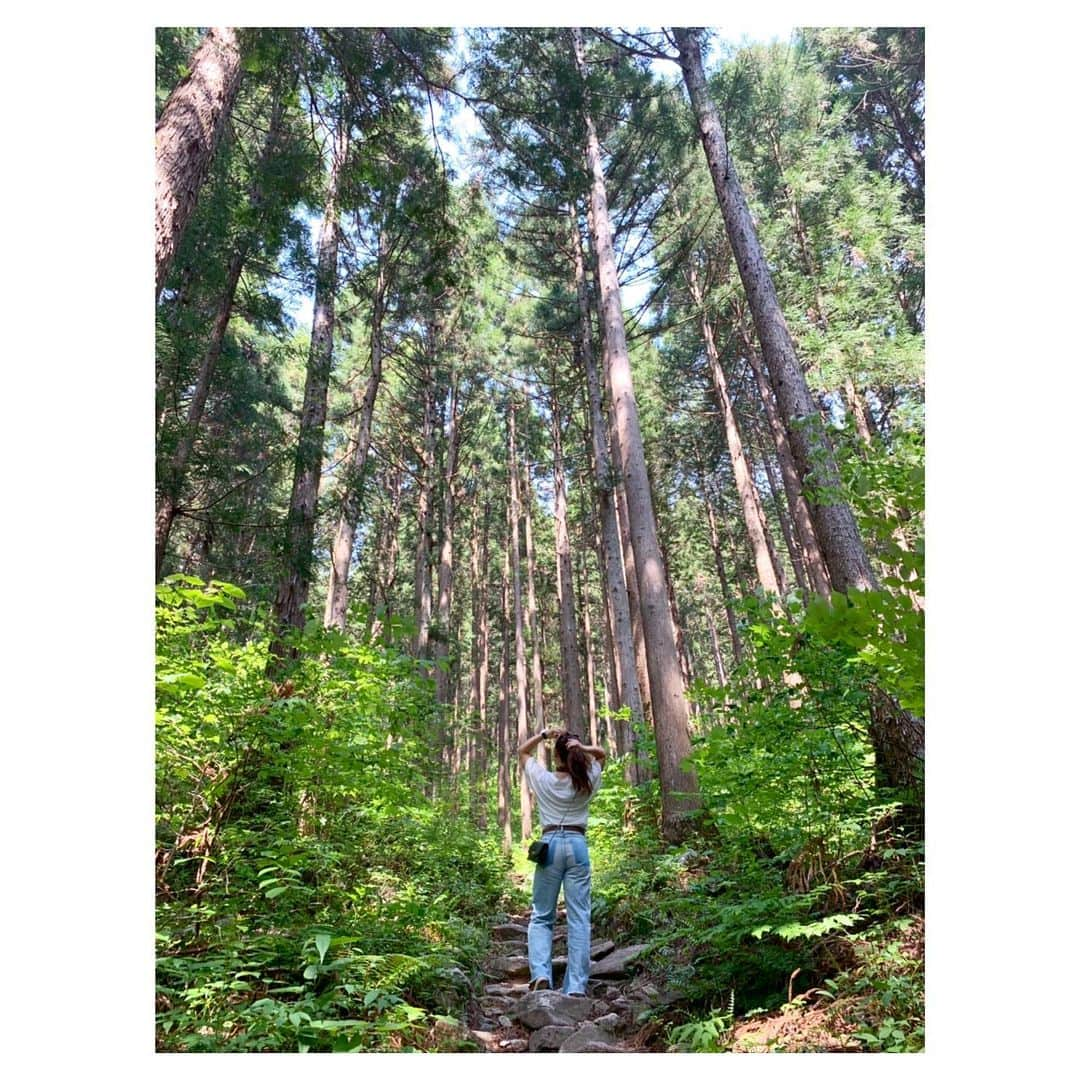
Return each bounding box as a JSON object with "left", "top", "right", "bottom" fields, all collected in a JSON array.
[{"left": 461, "top": 870, "right": 868, "bottom": 1053}]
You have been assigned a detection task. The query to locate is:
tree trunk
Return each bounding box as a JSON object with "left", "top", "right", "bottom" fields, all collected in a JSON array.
[
  {"left": 521, "top": 458, "right": 547, "bottom": 763},
  {"left": 742, "top": 330, "right": 831, "bottom": 595},
  {"left": 552, "top": 384, "right": 586, "bottom": 734},
  {"left": 369, "top": 464, "right": 403, "bottom": 638},
  {"left": 434, "top": 373, "right": 462, "bottom": 705},
  {"left": 155, "top": 247, "right": 245, "bottom": 579},
  {"left": 572, "top": 27, "right": 699, "bottom": 838},
  {"left": 702, "top": 482, "right": 745, "bottom": 666},
  {"left": 756, "top": 424, "right": 808, "bottom": 593},
  {"left": 674, "top": 27, "right": 876, "bottom": 593},
  {"left": 471, "top": 490, "right": 491, "bottom": 814},
  {"left": 575, "top": 224, "right": 642, "bottom": 774},
  {"left": 156, "top": 93, "right": 286, "bottom": 579},
  {"left": 497, "top": 504, "right": 512, "bottom": 855},
  {"left": 507, "top": 406, "right": 533, "bottom": 840},
  {"left": 155, "top": 27, "right": 243, "bottom": 297},
  {"left": 271, "top": 123, "right": 347, "bottom": 657},
  {"left": 413, "top": 367, "right": 437, "bottom": 658},
  {"left": 324, "top": 229, "right": 390, "bottom": 628},
  {"left": 687, "top": 262, "right": 782, "bottom": 595},
  {"left": 578, "top": 539, "right": 599, "bottom": 747},
  {"left": 703, "top": 599, "right": 727, "bottom": 687}
]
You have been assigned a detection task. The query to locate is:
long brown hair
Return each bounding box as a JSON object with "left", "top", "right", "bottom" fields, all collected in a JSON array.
[{"left": 555, "top": 732, "right": 593, "bottom": 795}]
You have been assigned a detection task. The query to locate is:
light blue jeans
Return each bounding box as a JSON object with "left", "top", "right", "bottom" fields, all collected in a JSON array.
[{"left": 527, "top": 829, "right": 591, "bottom": 995}]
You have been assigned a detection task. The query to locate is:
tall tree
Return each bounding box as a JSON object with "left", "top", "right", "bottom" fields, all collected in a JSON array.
[
  {"left": 572, "top": 27, "right": 699, "bottom": 837},
  {"left": 271, "top": 118, "right": 348, "bottom": 654},
  {"left": 673, "top": 26, "right": 876, "bottom": 594},
  {"left": 156, "top": 28, "right": 243, "bottom": 297}
]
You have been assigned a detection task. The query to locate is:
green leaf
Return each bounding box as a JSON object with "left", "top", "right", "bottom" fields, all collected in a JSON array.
[{"left": 314, "top": 933, "right": 332, "bottom": 964}]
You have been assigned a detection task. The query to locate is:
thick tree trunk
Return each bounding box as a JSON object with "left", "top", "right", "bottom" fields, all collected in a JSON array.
[
  {"left": 742, "top": 332, "right": 831, "bottom": 596},
  {"left": 552, "top": 386, "right": 586, "bottom": 734},
  {"left": 434, "top": 374, "right": 462, "bottom": 705},
  {"left": 156, "top": 94, "right": 286, "bottom": 579},
  {"left": 574, "top": 225, "right": 643, "bottom": 773},
  {"left": 324, "top": 231, "right": 389, "bottom": 629},
  {"left": 507, "top": 407, "right": 532, "bottom": 839},
  {"left": 675, "top": 27, "right": 876, "bottom": 593},
  {"left": 155, "top": 28, "right": 243, "bottom": 298},
  {"left": 573, "top": 27, "right": 699, "bottom": 838},
  {"left": 271, "top": 124, "right": 347, "bottom": 656}
]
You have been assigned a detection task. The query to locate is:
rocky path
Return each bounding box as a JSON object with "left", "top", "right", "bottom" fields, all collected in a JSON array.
[{"left": 463, "top": 905, "right": 668, "bottom": 1053}]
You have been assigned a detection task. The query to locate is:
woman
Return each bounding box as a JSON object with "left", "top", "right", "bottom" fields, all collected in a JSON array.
[{"left": 517, "top": 727, "right": 606, "bottom": 995}]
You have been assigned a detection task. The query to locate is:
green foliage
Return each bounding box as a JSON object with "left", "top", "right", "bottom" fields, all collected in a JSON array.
[{"left": 156, "top": 578, "right": 512, "bottom": 1051}]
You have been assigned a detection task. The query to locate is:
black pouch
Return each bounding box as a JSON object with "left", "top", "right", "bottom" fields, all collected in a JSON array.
[{"left": 526, "top": 839, "right": 549, "bottom": 865}]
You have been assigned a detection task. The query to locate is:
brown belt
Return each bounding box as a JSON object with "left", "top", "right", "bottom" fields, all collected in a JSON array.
[{"left": 542, "top": 825, "right": 586, "bottom": 835}]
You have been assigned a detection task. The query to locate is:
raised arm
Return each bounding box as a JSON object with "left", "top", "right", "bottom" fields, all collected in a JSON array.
[{"left": 517, "top": 728, "right": 550, "bottom": 771}]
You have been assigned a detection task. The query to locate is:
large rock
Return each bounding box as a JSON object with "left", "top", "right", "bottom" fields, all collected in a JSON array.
[
  {"left": 589, "top": 944, "right": 649, "bottom": 979},
  {"left": 528, "top": 1024, "right": 576, "bottom": 1052},
  {"left": 491, "top": 923, "right": 528, "bottom": 941},
  {"left": 486, "top": 954, "right": 530, "bottom": 979},
  {"left": 514, "top": 989, "right": 595, "bottom": 1030},
  {"left": 594, "top": 1012, "right": 623, "bottom": 1033},
  {"left": 558, "top": 1022, "right": 615, "bottom": 1053}
]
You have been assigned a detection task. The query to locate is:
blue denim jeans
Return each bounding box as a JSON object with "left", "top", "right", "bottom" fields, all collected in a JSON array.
[{"left": 527, "top": 829, "right": 591, "bottom": 995}]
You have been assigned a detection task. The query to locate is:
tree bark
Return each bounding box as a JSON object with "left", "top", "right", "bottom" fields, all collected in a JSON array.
[
  {"left": 572, "top": 27, "right": 699, "bottom": 837},
  {"left": 578, "top": 537, "right": 599, "bottom": 747},
  {"left": 471, "top": 490, "right": 491, "bottom": 804},
  {"left": 155, "top": 28, "right": 243, "bottom": 298},
  {"left": 413, "top": 365, "right": 437, "bottom": 658},
  {"left": 497, "top": 502, "right": 512, "bottom": 855},
  {"left": 702, "top": 482, "right": 745, "bottom": 667},
  {"left": 271, "top": 122, "right": 347, "bottom": 656},
  {"left": 674, "top": 27, "right": 876, "bottom": 593},
  {"left": 574, "top": 224, "right": 643, "bottom": 774},
  {"left": 521, "top": 458, "right": 547, "bottom": 762},
  {"left": 434, "top": 372, "right": 462, "bottom": 705},
  {"left": 155, "top": 248, "right": 245, "bottom": 579},
  {"left": 156, "top": 93, "right": 286, "bottom": 578},
  {"left": 687, "top": 262, "right": 782, "bottom": 595},
  {"left": 324, "top": 229, "right": 390, "bottom": 628},
  {"left": 552, "top": 384, "right": 586, "bottom": 734},
  {"left": 742, "top": 333, "right": 832, "bottom": 596},
  {"left": 508, "top": 406, "right": 533, "bottom": 839}
]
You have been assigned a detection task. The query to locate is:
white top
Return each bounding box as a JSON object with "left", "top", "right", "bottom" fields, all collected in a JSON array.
[{"left": 524, "top": 756, "right": 603, "bottom": 828}]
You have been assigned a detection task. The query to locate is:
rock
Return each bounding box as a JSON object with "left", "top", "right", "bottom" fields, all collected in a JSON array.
[
  {"left": 491, "top": 923, "right": 528, "bottom": 941},
  {"left": 558, "top": 1022, "right": 614, "bottom": 1053},
  {"left": 499, "top": 1038, "right": 528, "bottom": 1051},
  {"left": 478, "top": 995, "right": 517, "bottom": 1012},
  {"left": 486, "top": 955, "right": 531, "bottom": 978},
  {"left": 528, "top": 1024, "right": 576, "bottom": 1052},
  {"left": 571, "top": 1041, "right": 625, "bottom": 1052},
  {"left": 594, "top": 1012, "right": 622, "bottom": 1033},
  {"left": 591, "top": 939, "right": 617, "bottom": 959},
  {"left": 514, "top": 989, "right": 595, "bottom": 1030},
  {"left": 484, "top": 982, "right": 529, "bottom": 996},
  {"left": 469, "top": 1029, "right": 499, "bottom": 1047},
  {"left": 497, "top": 1015, "right": 513, "bottom": 1029},
  {"left": 589, "top": 944, "right": 649, "bottom": 978}
]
